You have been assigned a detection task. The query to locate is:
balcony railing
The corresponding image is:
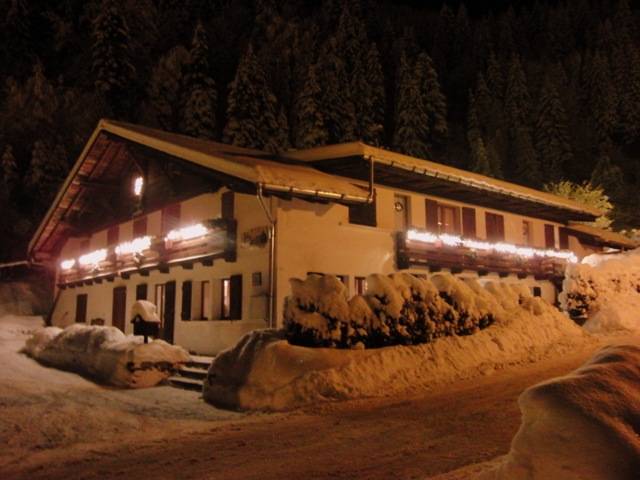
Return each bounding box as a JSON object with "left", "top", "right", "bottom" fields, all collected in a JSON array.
[
  {"left": 58, "top": 218, "right": 236, "bottom": 287},
  {"left": 396, "top": 229, "right": 574, "bottom": 280}
]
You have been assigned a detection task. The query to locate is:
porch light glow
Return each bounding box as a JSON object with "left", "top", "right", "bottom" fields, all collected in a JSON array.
[
  {"left": 406, "top": 229, "right": 578, "bottom": 263},
  {"left": 115, "top": 236, "right": 152, "bottom": 256},
  {"left": 78, "top": 248, "right": 108, "bottom": 267},
  {"left": 60, "top": 259, "right": 75, "bottom": 270},
  {"left": 165, "top": 223, "right": 208, "bottom": 242},
  {"left": 133, "top": 176, "right": 144, "bottom": 196}
]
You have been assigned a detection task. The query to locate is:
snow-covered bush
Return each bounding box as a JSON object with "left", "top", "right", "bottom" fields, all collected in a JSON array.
[
  {"left": 24, "top": 324, "right": 190, "bottom": 388},
  {"left": 560, "top": 248, "right": 640, "bottom": 332},
  {"left": 284, "top": 272, "right": 497, "bottom": 349}
]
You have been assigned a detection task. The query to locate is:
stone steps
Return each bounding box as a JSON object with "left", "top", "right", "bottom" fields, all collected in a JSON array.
[{"left": 168, "top": 354, "right": 212, "bottom": 391}]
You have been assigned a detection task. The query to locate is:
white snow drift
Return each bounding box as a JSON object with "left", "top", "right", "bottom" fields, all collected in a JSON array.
[
  {"left": 204, "top": 274, "right": 589, "bottom": 411},
  {"left": 485, "top": 343, "right": 640, "bottom": 480},
  {"left": 561, "top": 248, "right": 640, "bottom": 333},
  {"left": 24, "top": 324, "right": 190, "bottom": 388}
]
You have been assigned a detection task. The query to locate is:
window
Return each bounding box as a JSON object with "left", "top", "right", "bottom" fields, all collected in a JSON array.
[
  {"left": 559, "top": 227, "right": 569, "bottom": 250},
  {"left": 394, "top": 194, "right": 409, "bottom": 231},
  {"left": 154, "top": 284, "right": 165, "bottom": 323},
  {"left": 462, "top": 207, "right": 476, "bottom": 238},
  {"left": 348, "top": 199, "right": 376, "bottom": 227},
  {"left": 135, "top": 283, "right": 148, "bottom": 300},
  {"left": 189, "top": 280, "right": 211, "bottom": 320},
  {"left": 220, "top": 276, "right": 242, "bottom": 320},
  {"left": 485, "top": 212, "right": 505, "bottom": 242},
  {"left": 355, "top": 277, "right": 367, "bottom": 295},
  {"left": 107, "top": 225, "right": 119, "bottom": 246},
  {"left": 532, "top": 286, "right": 542, "bottom": 297},
  {"left": 75, "top": 294, "right": 88, "bottom": 323},
  {"left": 161, "top": 204, "right": 181, "bottom": 236},
  {"left": 221, "top": 278, "right": 231, "bottom": 319},
  {"left": 544, "top": 224, "right": 556, "bottom": 249},
  {"left": 522, "top": 220, "right": 533, "bottom": 246},
  {"left": 426, "top": 200, "right": 460, "bottom": 234},
  {"left": 133, "top": 216, "right": 147, "bottom": 237}
]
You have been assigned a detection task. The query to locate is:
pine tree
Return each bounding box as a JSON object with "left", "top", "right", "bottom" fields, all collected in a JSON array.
[
  {"left": 316, "top": 36, "right": 357, "bottom": 143},
  {"left": 223, "top": 44, "right": 287, "bottom": 152},
  {"left": 504, "top": 54, "right": 530, "bottom": 127},
  {"left": 292, "top": 64, "right": 328, "bottom": 149},
  {"left": 182, "top": 22, "right": 217, "bottom": 140},
  {"left": 352, "top": 43, "right": 385, "bottom": 145},
  {"left": 27, "top": 141, "right": 68, "bottom": 199},
  {"left": 148, "top": 45, "right": 190, "bottom": 132},
  {"left": 393, "top": 53, "right": 429, "bottom": 158},
  {"left": 417, "top": 52, "right": 448, "bottom": 149},
  {"left": 1, "top": 145, "right": 19, "bottom": 189},
  {"left": 92, "top": 0, "right": 136, "bottom": 118},
  {"left": 615, "top": 41, "right": 640, "bottom": 143},
  {"left": 486, "top": 51, "right": 505, "bottom": 100},
  {"left": 585, "top": 51, "right": 618, "bottom": 144},
  {"left": 1, "top": 0, "right": 31, "bottom": 79},
  {"left": 512, "top": 126, "right": 542, "bottom": 186},
  {"left": 467, "top": 92, "right": 491, "bottom": 176},
  {"left": 535, "top": 73, "right": 573, "bottom": 182}
]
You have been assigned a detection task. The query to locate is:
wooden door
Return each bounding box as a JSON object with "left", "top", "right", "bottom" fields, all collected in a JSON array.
[
  {"left": 75, "top": 294, "right": 87, "bottom": 323},
  {"left": 544, "top": 224, "right": 556, "bottom": 248},
  {"left": 163, "top": 281, "right": 176, "bottom": 343},
  {"left": 112, "top": 287, "right": 127, "bottom": 332}
]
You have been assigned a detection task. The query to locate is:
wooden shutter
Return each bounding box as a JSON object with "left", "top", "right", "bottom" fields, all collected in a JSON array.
[
  {"left": 107, "top": 225, "right": 119, "bottom": 246},
  {"left": 163, "top": 281, "right": 176, "bottom": 343},
  {"left": 75, "top": 294, "right": 87, "bottom": 323},
  {"left": 425, "top": 199, "right": 439, "bottom": 232},
  {"left": 544, "top": 224, "right": 555, "bottom": 248},
  {"left": 133, "top": 216, "right": 147, "bottom": 237},
  {"left": 112, "top": 287, "right": 127, "bottom": 332},
  {"left": 559, "top": 227, "right": 569, "bottom": 249},
  {"left": 452, "top": 207, "right": 461, "bottom": 235},
  {"left": 230, "top": 274, "right": 243, "bottom": 320},
  {"left": 486, "top": 213, "right": 505, "bottom": 241},
  {"left": 348, "top": 200, "right": 377, "bottom": 226},
  {"left": 181, "top": 281, "right": 192, "bottom": 320},
  {"left": 161, "top": 204, "right": 181, "bottom": 235},
  {"left": 462, "top": 207, "right": 476, "bottom": 238},
  {"left": 222, "top": 191, "right": 235, "bottom": 219},
  {"left": 136, "top": 283, "right": 147, "bottom": 300}
]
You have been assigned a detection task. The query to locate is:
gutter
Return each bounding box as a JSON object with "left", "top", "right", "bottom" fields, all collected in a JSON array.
[{"left": 257, "top": 184, "right": 276, "bottom": 329}]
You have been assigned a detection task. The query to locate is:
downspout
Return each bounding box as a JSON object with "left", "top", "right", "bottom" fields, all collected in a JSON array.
[
  {"left": 256, "top": 184, "right": 276, "bottom": 329},
  {"left": 367, "top": 155, "right": 375, "bottom": 204}
]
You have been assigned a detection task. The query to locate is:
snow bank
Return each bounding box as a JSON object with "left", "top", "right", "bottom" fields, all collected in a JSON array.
[
  {"left": 205, "top": 276, "right": 589, "bottom": 411},
  {"left": 560, "top": 248, "right": 640, "bottom": 333},
  {"left": 24, "top": 324, "right": 191, "bottom": 388},
  {"left": 490, "top": 343, "right": 640, "bottom": 480}
]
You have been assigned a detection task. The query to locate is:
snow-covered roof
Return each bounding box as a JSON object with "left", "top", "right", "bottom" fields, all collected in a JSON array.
[
  {"left": 566, "top": 222, "right": 637, "bottom": 249},
  {"left": 28, "top": 120, "right": 369, "bottom": 259},
  {"left": 283, "top": 142, "right": 602, "bottom": 221}
]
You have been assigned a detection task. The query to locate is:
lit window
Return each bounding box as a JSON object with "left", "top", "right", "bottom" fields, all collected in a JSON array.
[
  {"left": 133, "top": 176, "right": 144, "bottom": 196},
  {"left": 355, "top": 277, "right": 367, "bottom": 295},
  {"left": 221, "top": 278, "right": 231, "bottom": 319}
]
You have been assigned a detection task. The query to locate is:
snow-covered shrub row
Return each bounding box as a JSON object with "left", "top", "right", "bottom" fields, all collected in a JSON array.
[
  {"left": 560, "top": 248, "right": 640, "bottom": 332},
  {"left": 24, "top": 324, "right": 190, "bottom": 388},
  {"left": 284, "top": 272, "right": 500, "bottom": 349}
]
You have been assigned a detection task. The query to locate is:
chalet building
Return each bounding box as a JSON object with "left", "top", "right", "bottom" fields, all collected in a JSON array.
[{"left": 28, "top": 120, "right": 636, "bottom": 355}]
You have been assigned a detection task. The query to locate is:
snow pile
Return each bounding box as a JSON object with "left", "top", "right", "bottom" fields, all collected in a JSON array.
[
  {"left": 206, "top": 278, "right": 589, "bottom": 411},
  {"left": 490, "top": 343, "right": 640, "bottom": 480},
  {"left": 283, "top": 273, "right": 496, "bottom": 348},
  {"left": 560, "top": 248, "right": 640, "bottom": 332},
  {"left": 24, "top": 324, "right": 190, "bottom": 388},
  {"left": 131, "top": 300, "right": 161, "bottom": 322}
]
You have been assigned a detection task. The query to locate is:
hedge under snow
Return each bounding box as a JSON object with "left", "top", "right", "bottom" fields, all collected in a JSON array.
[
  {"left": 284, "top": 273, "right": 496, "bottom": 349},
  {"left": 204, "top": 274, "right": 588, "bottom": 411},
  {"left": 24, "top": 324, "right": 190, "bottom": 388},
  {"left": 560, "top": 248, "right": 640, "bottom": 333}
]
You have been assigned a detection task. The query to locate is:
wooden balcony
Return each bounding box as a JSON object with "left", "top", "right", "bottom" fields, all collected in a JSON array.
[
  {"left": 58, "top": 218, "right": 237, "bottom": 288},
  {"left": 396, "top": 230, "right": 569, "bottom": 280}
]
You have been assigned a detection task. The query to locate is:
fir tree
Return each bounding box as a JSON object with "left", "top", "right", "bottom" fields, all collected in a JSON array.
[
  {"left": 512, "top": 126, "right": 542, "bottom": 186},
  {"left": 585, "top": 51, "right": 618, "bottom": 144},
  {"left": 1, "top": 145, "right": 19, "bottom": 189},
  {"left": 615, "top": 41, "right": 640, "bottom": 143},
  {"left": 393, "top": 53, "right": 429, "bottom": 158},
  {"left": 486, "top": 51, "right": 505, "bottom": 99},
  {"left": 292, "top": 64, "right": 328, "bottom": 149},
  {"left": 182, "top": 22, "right": 217, "bottom": 140},
  {"left": 91, "top": 0, "right": 136, "bottom": 118},
  {"left": 27, "top": 141, "right": 68, "bottom": 200},
  {"left": 535, "top": 73, "right": 573, "bottom": 182},
  {"left": 467, "top": 92, "right": 491, "bottom": 176},
  {"left": 504, "top": 54, "right": 530, "bottom": 127},
  {"left": 351, "top": 43, "right": 385, "bottom": 145},
  {"left": 223, "top": 44, "right": 287, "bottom": 152},
  {"left": 316, "top": 36, "right": 357, "bottom": 143},
  {"left": 417, "top": 52, "right": 448, "bottom": 149},
  {"left": 148, "top": 45, "right": 190, "bottom": 132}
]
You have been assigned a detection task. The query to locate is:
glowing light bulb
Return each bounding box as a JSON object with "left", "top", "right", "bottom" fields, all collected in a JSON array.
[
  {"left": 115, "top": 236, "right": 152, "bottom": 256},
  {"left": 60, "top": 259, "right": 75, "bottom": 270},
  {"left": 78, "top": 249, "right": 107, "bottom": 267},
  {"left": 165, "top": 224, "right": 209, "bottom": 242},
  {"left": 133, "top": 176, "right": 144, "bottom": 196}
]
